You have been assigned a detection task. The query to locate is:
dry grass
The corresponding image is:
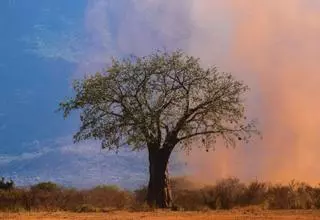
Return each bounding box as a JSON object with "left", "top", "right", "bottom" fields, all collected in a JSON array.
[{"left": 1, "top": 210, "right": 320, "bottom": 220}]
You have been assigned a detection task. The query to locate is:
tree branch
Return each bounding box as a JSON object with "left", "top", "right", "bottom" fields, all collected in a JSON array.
[{"left": 177, "top": 128, "right": 249, "bottom": 142}]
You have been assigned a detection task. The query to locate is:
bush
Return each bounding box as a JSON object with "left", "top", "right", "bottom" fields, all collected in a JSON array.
[
  {"left": 173, "top": 189, "right": 206, "bottom": 211},
  {"left": 312, "top": 185, "right": 320, "bottom": 209},
  {"left": 0, "top": 188, "right": 27, "bottom": 211},
  {"left": 287, "top": 180, "right": 313, "bottom": 209},
  {"left": 0, "top": 182, "right": 135, "bottom": 212},
  {"left": 171, "top": 176, "right": 197, "bottom": 191},
  {"left": 0, "top": 178, "right": 320, "bottom": 211},
  {"left": 84, "top": 185, "right": 133, "bottom": 209},
  {"left": 0, "top": 177, "right": 14, "bottom": 191},
  {"left": 243, "top": 181, "right": 268, "bottom": 205},
  {"left": 134, "top": 185, "right": 148, "bottom": 205},
  {"left": 27, "top": 182, "right": 63, "bottom": 211},
  {"left": 265, "top": 184, "right": 290, "bottom": 209},
  {"left": 31, "top": 182, "right": 60, "bottom": 192},
  {"left": 202, "top": 178, "right": 246, "bottom": 209}
]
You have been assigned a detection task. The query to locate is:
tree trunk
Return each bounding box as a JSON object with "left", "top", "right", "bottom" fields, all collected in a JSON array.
[{"left": 146, "top": 146, "right": 172, "bottom": 208}]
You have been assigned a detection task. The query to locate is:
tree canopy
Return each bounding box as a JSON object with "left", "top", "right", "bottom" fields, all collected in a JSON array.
[{"left": 59, "top": 50, "right": 258, "bottom": 153}]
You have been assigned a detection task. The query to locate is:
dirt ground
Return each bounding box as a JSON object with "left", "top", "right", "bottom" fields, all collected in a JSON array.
[{"left": 1, "top": 210, "right": 320, "bottom": 220}]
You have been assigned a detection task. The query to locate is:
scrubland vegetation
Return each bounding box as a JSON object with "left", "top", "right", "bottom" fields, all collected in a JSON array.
[{"left": 1, "top": 177, "right": 320, "bottom": 212}]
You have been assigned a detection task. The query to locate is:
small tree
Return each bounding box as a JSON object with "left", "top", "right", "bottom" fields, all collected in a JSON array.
[
  {"left": 59, "top": 50, "right": 258, "bottom": 208},
  {"left": 0, "top": 177, "right": 14, "bottom": 191}
]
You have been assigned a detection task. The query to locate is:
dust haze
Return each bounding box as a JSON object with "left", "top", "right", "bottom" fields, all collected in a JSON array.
[{"left": 85, "top": 0, "right": 320, "bottom": 184}]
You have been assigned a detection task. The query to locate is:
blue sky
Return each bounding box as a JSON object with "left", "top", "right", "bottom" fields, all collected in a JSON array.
[
  {"left": 0, "top": 0, "right": 134, "bottom": 187},
  {"left": 0, "top": 1, "right": 84, "bottom": 154},
  {"left": 0, "top": 0, "right": 189, "bottom": 188},
  {"left": 0, "top": 0, "right": 95, "bottom": 185}
]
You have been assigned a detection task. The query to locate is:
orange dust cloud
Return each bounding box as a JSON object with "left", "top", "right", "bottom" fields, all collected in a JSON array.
[{"left": 180, "top": 0, "right": 320, "bottom": 185}]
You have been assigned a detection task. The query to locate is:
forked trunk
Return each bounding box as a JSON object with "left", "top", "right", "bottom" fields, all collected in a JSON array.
[{"left": 146, "top": 147, "right": 172, "bottom": 208}]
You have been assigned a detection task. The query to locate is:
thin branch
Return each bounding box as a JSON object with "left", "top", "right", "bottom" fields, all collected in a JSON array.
[{"left": 177, "top": 127, "right": 256, "bottom": 142}]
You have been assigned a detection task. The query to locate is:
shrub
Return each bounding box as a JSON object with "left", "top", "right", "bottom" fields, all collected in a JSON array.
[
  {"left": 265, "top": 184, "right": 290, "bottom": 209},
  {"left": 134, "top": 185, "right": 148, "bottom": 205},
  {"left": 173, "top": 189, "right": 206, "bottom": 211},
  {"left": 58, "top": 188, "right": 85, "bottom": 211},
  {"left": 287, "top": 180, "right": 313, "bottom": 209},
  {"left": 27, "top": 182, "right": 63, "bottom": 211},
  {"left": 312, "top": 185, "right": 320, "bottom": 209},
  {"left": 243, "top": 181, "right": 268, "bottom": 205},
  {"left": 0, "top": 188, "right": 26, "bottom": 211},
  {"left": 30, "top": 182, "right": 60, "bottom": 192},
  {"left": 0, "top": 178, "right": 319, "bottom": 211},
  {"left": 0, "top": 177, "right": 14, "bottom": 191},
  {"left": 171, "top": 176, "right": 197, "bottom": 191},
  {"left": 202, "top": 178, "right": 246, "bottom": 209},
  {"left": 84, "top": 185, "right": 133, "bottom": 209}
]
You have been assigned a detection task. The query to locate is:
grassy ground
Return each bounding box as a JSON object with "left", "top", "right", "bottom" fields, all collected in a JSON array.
[{"left": 1, "top": 210, "right": 320, "bottom": 220}]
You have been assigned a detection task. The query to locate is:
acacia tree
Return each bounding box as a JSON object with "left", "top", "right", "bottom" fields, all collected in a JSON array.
[{"left": 59, "top": 50, "right": 258, "bottom": 208}]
